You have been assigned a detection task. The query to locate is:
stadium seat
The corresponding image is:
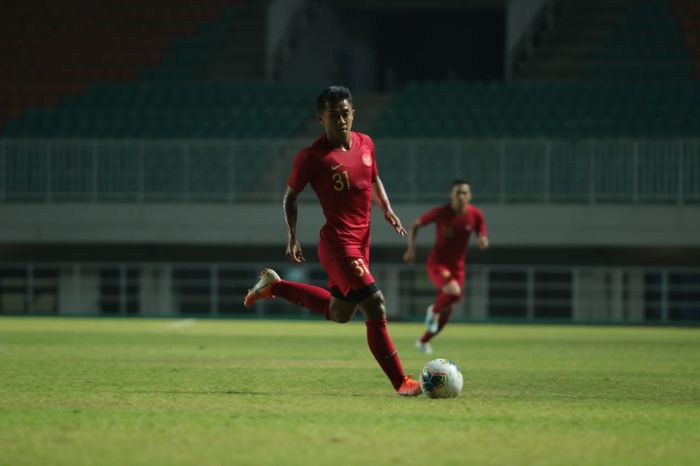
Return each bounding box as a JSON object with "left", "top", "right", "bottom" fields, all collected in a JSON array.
[
  {"left": 585, "top": 0, "right": 696, "bottom": 81},
  {"left": 0, "top": 0, "right": 242, "bottom": 134},
  {"left": 372, "top": 80, "right": 700, "bottom": 138}
]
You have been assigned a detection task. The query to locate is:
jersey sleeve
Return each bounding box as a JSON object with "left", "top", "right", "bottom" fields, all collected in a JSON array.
[
  {"left": 418, "top": 206, "right": 444, "bottom": 226},
  {"left": 287, "top": 149, "right": 312, "bottom": 193},
  {"left": 475, "top": 208, "right": 488, "bottom": 236}
]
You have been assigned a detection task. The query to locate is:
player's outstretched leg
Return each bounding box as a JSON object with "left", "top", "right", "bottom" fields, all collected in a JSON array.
[
  {"left": 416, "top": 290, "right": 460, "bottom": 350},
  {"left": 424, "top": 304, "right": 439, "bottom": 333},
  {"left": 244, "top": 269, "right": 281, "bottom": 307},
  {"left": 416, "top": 309, "right": 453, "bottom": 351},
  {"left": 243, "top": 268, "right": 331, "bottom": 318},
  {"left": 415, "top": 338, "right": 433, "bottom": 354}
]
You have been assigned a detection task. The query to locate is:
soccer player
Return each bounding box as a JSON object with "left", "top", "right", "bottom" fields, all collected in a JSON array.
[
  {"left": 403, "top": 180, "right": 489, "bottom": 354},
  {"left": 244, "top": 85, "right": 422, "bottom": 396}
]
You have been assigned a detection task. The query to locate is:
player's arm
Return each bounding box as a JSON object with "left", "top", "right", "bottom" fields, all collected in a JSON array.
[
  {"left": 402, "top": 219, "right": 422, "bottom": 263},
  {"left": 283, "top": 186, "right": 305, "bottom": 263},
  {"left": 476, "top": 209, "right": 489, "bottom": 250},
  {"left": 404, "top": 206, "right": 440, "bottom": 262},
  {"left": 372, "top": 176, "right": 406, "bottom": 237}
]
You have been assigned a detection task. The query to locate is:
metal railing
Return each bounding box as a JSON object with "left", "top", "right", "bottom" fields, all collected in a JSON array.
[
  {"left": 1, "top": 138, "right": 698, "bottom": 204},
  {"left": 1, "top": 262, "right": 698, "bottom": 323}
]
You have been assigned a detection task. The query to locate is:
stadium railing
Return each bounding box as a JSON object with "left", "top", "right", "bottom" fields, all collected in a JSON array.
[{"left": 1, "top": 138, "right": 699, "bottom": 204}]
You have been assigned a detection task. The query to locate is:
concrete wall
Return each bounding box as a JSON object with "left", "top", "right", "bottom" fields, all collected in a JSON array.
[
  {"left": 266, "top": 0, "right": 307, "bottom": 79},
  {"left": 276, "top": 2, "right": 378, "bottom": 91},
  {"left": 505, "top": 0, "right": 549, "bottom": 78},
  {"left": 1, "top": 202, "right": 699, "bottom": 248},
  {"left": 506, "top": 0, "right": 548, "bottom": 54}
]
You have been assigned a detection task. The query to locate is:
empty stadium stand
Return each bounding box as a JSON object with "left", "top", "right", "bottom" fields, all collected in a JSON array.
[
  {"left": 371, "top": 80, "right": 700, "bottom": 138},
  {"left": 2, "top": 82, "right": 317, "bottom": 138},
  {"left": 518, "top": 0, "right": 698, "bottom": 80},
  {"left": 586, "top": 0, "right": 695, "bottom": 79},
  {"left": 0, "top": 0, "right": 240, "bottom": 132},
  {"left": 675, "top": 0, "right": 700, "bottom": 78}
]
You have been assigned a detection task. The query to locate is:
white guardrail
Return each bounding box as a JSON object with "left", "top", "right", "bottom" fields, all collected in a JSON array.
[{"left": 1, "top": 138, "right": 699, "bottom": 204}]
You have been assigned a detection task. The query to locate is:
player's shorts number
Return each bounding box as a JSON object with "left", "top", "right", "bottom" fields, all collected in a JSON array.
[
  {"left": 350, "top": 258, "right": 370, "bottom": 277},
  {"left": 332, "top": 170, "right": 351, "bottom": 191}
]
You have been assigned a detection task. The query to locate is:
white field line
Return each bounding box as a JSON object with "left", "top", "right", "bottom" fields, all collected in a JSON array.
[{"left": 168, "top": 319, "right": 196, "bottom": 330}]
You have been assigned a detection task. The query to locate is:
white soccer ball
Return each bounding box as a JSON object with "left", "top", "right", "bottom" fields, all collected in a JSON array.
[{"left": 420, "top": 358, "right": 464, "bottom": 398}]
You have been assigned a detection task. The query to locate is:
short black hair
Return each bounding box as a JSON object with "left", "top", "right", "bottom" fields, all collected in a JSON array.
[
  {"left": 453, "top": 179, "right": 470, "bottom": 186},
  {"left": 316, "top": 85, "right": 353, "bottom": 112}
]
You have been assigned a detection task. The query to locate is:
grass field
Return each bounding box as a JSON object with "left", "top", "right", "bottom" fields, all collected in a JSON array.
[{"left": 1, "top": 318, "right": 699, "bottom": 466}]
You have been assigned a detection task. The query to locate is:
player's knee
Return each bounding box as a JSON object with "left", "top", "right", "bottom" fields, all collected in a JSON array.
[
  {"left": 443, "top": 283, "right": 461, "bottom": 297},
  {"left": 328, "top": 300, "right": 356, "bottom": 324},
  {"left": 365, "top": 292, "right": 385, "bottom": 309},
  {"left": 360, "top": 293, "right": 386, "bottom": 320},
  {"left": 330, "top": 312, "right": 353, "bottom": 324}
]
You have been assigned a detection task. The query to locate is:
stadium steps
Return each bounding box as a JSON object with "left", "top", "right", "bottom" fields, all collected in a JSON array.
[{"left": 516, "top": 0, "right": 633, "bottom": 79}]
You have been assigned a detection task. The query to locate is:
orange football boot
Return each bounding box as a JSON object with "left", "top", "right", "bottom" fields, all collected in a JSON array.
[
  {"left": 243, "top": 268, "right": 281, "bottom": 308},
  {"left": 396, "top": 375, "right": 423, "bottom": 396}
]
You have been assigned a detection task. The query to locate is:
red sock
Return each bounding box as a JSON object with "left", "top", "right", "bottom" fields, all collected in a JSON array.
[
  {"left": 420, "top": 310, "right": 452, "bottom": 343},
  {"left": 433, "top": 292, "right": 460, "bottom": 313},
  {"left": 365, "top": 320, "right": 406, "bottom": 389},
  {"left": 271, "top": 280, "right": 330, "bottom": 319}
]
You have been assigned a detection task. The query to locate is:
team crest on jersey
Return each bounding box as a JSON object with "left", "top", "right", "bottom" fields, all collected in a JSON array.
[{"left": 361, "top": 152, "right": 372, "bottom": 167}]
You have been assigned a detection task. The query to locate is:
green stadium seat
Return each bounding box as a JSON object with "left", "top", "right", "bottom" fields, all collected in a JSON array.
[{"left": 372, "top": 80, "right": 700, "bottom": 138}]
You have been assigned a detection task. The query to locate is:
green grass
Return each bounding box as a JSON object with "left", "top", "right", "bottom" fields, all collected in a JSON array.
[{"left": 0, "top": 318, "right": 699, "bottom": 466}]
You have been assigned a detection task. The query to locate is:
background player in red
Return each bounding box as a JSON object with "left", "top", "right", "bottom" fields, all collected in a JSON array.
[
  {"left": 244, "top": 85, "right": 422, "bottom": 396},
  {"left": 403, "top": 180, "right": 489, "bottom": 354}
]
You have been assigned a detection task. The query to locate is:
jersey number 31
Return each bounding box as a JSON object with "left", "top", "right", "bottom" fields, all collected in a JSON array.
[{"left": 332, "top": 171, "right": 351, "bottom": 191}]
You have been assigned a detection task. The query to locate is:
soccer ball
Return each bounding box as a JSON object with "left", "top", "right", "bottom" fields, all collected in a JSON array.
[{"left": 420, "top": 358, "right": 463, "bottom": 398}]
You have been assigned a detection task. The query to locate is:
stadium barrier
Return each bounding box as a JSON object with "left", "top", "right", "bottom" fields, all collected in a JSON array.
[
  {"left": 1, "top": 262, "right": 698, "bottom": 324},
  {"left": 1, "top": 138, "right": 699, "bottom": 204}
]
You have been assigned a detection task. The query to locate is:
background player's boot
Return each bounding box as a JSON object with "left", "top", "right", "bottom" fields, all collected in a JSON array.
[
  {"left": 243, "top": 269, "right": 281, "bottom": 307},
  {"left": 396, "top": 375, "right": 422, "bottom": 396},
  {"left": 415, "top": 340, "right": 433, "bottom": 354},
  {"left": 424, "top": 305, "right": 439, "bottom": 333}
]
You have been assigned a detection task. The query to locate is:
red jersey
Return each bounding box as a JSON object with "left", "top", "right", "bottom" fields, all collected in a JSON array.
[
  {"left": 288, "top": 132, "right": 378, "bottom": 256},
  {"left": 419, "top": 204, "right": 487, "bottom": 270}
]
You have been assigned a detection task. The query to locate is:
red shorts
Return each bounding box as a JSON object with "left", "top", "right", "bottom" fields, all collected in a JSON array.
[
  {"left": 318, "top": 240, "right": 375, "bottom": 297},
  {"left": 427, "top": 262, "right": 464, "bottom": 290}
]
